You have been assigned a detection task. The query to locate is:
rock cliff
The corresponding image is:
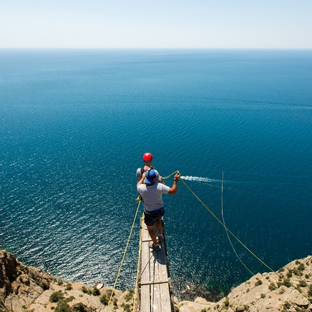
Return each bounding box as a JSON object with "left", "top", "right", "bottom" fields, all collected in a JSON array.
[{"left": 1, "top": 249, "right": 312, "bottom": 312}]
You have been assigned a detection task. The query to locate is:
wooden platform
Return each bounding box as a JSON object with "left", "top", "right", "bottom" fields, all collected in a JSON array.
[{"left": 137, "top": 218, "right": 174, "bottom": 312}]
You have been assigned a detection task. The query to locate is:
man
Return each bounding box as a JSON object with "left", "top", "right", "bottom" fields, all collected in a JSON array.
[
  {"left": 136, "top": 152, "right": 163, "bottom": 183},
  {"left": 137, "top": 169, "right": 181, "bottom": 251}
]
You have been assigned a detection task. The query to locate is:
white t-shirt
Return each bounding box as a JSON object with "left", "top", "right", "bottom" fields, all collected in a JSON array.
[{"left": 137, "top": 183, "right": 170, "bottom": 212}]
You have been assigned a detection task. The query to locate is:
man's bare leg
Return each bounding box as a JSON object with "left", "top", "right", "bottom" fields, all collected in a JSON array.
[
  {"left": 155, "top": 220, "right": 162, "bottom": 237},
  {"left": 147, "top": 225, "right": 157, "bottom": 245}
]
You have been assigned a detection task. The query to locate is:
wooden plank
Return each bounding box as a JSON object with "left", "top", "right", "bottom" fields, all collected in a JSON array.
[
  {"left": 150, "top": 251, "right": 160, "bottom": 312},
  {"left": 139, "top": 280, "right": 169, "bottom": 286},
  {"left": 139, "top": 219, "right": 173, "bottom": 312},
  {"left": 158, "top": 229, "right": 172, "bottom": 312},
  {"left": 150, "top": 228, "right": 170, "bottom": 312},
  {"left": 156, "top": 242, "right": 171, "bottom": 312},
  {"left": 159, "top": 282, "right": 172, "bottom": 311},
  {"left": 140, "top": 220, "right": 151, "bottom": 312}
]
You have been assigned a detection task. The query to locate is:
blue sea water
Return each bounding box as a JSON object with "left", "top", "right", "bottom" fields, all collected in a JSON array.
[{"left": 1, "top": 49, "right": 312, "bottom": 297}]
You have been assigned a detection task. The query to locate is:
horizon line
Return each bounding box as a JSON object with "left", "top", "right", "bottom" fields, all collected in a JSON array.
[{"left": 1, "top": 47, "right": 312, "bottom": 51}]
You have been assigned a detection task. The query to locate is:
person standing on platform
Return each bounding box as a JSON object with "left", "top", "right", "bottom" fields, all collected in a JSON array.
[
  {"left": 136, "top": 152, "right": 164, "bottom": 184},
  {"left": 137, "top": 169, "right": 180, "bottom": 251}
]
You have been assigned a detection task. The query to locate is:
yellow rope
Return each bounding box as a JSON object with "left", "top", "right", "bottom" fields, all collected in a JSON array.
[
  {"left": 220, "top": 172, "right": 254, "bottom": 276},
  {"left": 133, "top": 212, "right": 144, "bottom": 312},
  {"left": 105, "top": 200, "right": 141, "bottom": 312},
  {"left": 178, "top": 175, "right": 275, "bottom": 273},
  {"left": 116, "top": 169, "right": 274, "bottom": 312},
  {"left": 161, "top": 170, "right": 179, "bottom": 180}
]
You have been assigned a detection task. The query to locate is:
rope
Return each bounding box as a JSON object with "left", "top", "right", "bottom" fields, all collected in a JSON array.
[
  {"left": 162, "top": 170, "right": 179, "bottom": 180},
  {"left": 221, "top": 172, "right": 254, "bottom": 276},
  {"left": 178, "top": 174, "right": 275, "bottom": 273},
  {"left": 131, "top": 168, "right": 274, "bottom": 311},
  {"left": 133, "top": 212, "right": 144, "bottom": 312},
  {"left": 105, "top": 200, "right": 141, "bottom": 312},
  {"left": 135, "top": 247, "right": 154, "bottom": 285}
]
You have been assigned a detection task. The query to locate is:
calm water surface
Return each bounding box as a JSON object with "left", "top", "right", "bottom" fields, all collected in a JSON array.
[{"left": 1, "top": 49, "right": 312, "bottom": 297}]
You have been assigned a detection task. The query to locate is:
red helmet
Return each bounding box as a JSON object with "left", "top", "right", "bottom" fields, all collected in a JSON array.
[{"left": 143, "top": 152, "right": 153, "bottom": 162}]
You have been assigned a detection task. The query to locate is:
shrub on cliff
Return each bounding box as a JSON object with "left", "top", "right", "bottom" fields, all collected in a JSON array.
[
  {"left": 40, "top": 280, "right": 50, "bottom": 290},
  {"left": 72, "top": 303, "right": 89, "bottom": 312},
  {"left": 81, "top": 286, "right": 91, "bottom": 295},
  {"left": 283, "top": 278, "right": 292, "bottom": 287},
  {"left": 92, "top": 287, "right": 100, "bottom": 296},
  {"left": 121, "top": 303, "right": 131, "bottom": 312},
  {"left": 65, "top": 283, "right": 72, "bottom": 291},
  {"left": 269, "top": 282, "right": 277, "bottom": 291},
  {"left": 55, "top": 300, "right": 70, "bottom": 312},
  {"left": 100, "top": 294, "right": 108, "bottom": 306},
  {"left": 125, "top": 289, "right": 134, "bottom": 301},
  {"left": 50, "top": 291, "right": 64, "bottom": 303}
]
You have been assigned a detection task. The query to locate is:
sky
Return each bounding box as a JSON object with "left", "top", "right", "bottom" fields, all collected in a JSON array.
[{"left": 1, "top": 0, "right": 312, "bottom": 49}]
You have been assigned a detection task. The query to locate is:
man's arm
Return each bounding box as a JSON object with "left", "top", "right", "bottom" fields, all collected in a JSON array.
[
  {"left": 168, "top": 172, "right": 181, "bottom": 194},
  {"left": 137, "top": 172, "right": 146, "bottom": 188},
  {"left": 136, "top": 167, "right": 143, "bottom": 180}
]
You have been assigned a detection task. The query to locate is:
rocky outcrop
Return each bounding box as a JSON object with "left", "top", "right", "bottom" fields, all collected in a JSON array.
[
  {"left": 176, "top": 255, "right": 312, "bottom": 312},
  {"left": 0, "top": 249, "right": 136, "bottom": 312},
  {"left": 0, "top": 249, "right": 52, "bottom": 311},
  {"left": 1, "top": 249, "right": 312, "bottom": 312}
]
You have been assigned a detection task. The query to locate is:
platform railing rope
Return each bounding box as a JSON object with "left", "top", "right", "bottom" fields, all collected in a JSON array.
[
  {"left": 220, "top": 171, "right": 254, "bottom": 276},
  {"left": 167, "top": 170, "right": 276, "bottom": 273},
  {"left": 105, "top": 199, "right": 141, "bottom": 312},
  {"left": 108, "top": 169, "right": 276, "bottom": 312},
  {"left": 133, "top": 211, "right": 144, "bottom": 312}
]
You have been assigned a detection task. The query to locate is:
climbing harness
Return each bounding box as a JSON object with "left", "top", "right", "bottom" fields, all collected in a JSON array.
[{"left": 140, "top": 165, "right": 154, "bottom": 175}]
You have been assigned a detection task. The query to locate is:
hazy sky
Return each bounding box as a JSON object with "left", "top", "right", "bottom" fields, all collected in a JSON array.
[{"left": 1, "top": 0, "right": 311, "bottom": 49}]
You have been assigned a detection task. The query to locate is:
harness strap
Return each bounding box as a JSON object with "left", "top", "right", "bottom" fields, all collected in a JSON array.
[{"left": 141, "top": 166, "right": 154, "bottom": 175}]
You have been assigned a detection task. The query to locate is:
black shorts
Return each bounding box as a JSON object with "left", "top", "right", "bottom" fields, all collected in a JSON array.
[{"left": 144, "top": 208, "right": 164, "bottom": 226}]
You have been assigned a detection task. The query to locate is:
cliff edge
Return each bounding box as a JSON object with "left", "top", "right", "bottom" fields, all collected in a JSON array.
[{"left": 1, "top": 249, "right": 312, "bottom": 312}]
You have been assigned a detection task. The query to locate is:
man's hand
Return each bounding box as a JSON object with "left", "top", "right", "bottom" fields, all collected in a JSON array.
[
  {"left": 168, "top": 172, "right": 180, "bottom": 194},
  {"left": 174, "top": 172, "right": 181, "bottom": 180}
]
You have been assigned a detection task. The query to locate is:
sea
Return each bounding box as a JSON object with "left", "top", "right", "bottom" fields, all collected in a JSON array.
[{"left": 1, "top": 49, "right": 312, "bottom": 299}]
